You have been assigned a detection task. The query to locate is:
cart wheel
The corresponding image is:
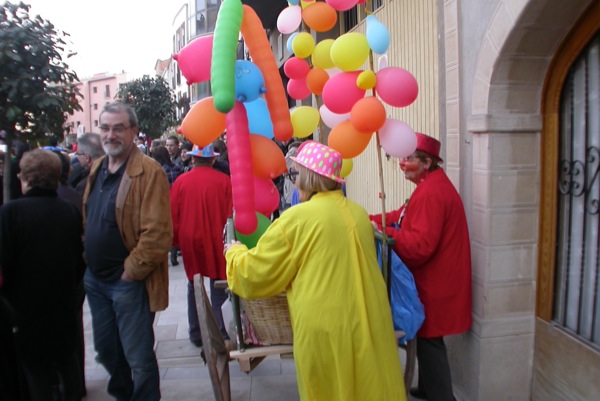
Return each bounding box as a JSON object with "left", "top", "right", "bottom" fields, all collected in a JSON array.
[{"left": 194, "top": 274, "right": 231, "bottom": 401}]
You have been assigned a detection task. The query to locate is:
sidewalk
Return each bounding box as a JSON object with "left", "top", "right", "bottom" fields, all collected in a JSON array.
[{"left": 82, "top": 255, "right": 416, "bottom": 401}]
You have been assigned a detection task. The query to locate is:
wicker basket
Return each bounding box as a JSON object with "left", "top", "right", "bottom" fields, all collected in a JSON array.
[{"left": 242, "top": 294, "right": 293, "bottom": 345}]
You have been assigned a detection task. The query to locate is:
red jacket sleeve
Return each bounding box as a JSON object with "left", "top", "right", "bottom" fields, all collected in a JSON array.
[{"left": 369, "top": 207, "right": 404, "bottom": 230}]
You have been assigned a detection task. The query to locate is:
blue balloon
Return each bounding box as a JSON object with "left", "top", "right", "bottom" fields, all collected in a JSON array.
[
  {"left": 366, "top": 15, "right": 390, "bottom": 54},
  {"left": 288, "top": 0, "right": 300, "bottom": 4},
  {"left": 244, "top": 98, "right": 274, "bottom": 139},
  {"left": 234, "top": 60, "right": 266, "bottom": 103},
  {"left": 286, "top": 32, "right": 299, "bottom": 54}
]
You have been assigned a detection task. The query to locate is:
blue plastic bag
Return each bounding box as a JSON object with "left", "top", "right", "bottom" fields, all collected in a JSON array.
[{"left": 376, "top": 242, "right": 425, "bottom": 344}]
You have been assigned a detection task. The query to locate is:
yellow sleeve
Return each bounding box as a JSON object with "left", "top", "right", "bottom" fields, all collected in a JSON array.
[{"left": 226, "top": 219, "right": 298, "bottom": 299}]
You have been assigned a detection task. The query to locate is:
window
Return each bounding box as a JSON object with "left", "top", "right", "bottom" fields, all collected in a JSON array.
[
  {"left": 553, "top": 33, "right": 600, "bottom": 347},
  {"left": 105, "top": 85, "right": 110, "bottom": 98},
  {"left": 369, "top": 0, "right": 383, "bottom": 12},
  {"left": 342, "top": 7, "right": 359, "bottom": 32},
  {"left": 93, "top": 86, "right": 97, "bottom": 94},
  {"left": 94, "top": 120, "right": 98, "bottom": 127},
  {"left": 93, "top": 103, "right": 98, "bottom": 110}
]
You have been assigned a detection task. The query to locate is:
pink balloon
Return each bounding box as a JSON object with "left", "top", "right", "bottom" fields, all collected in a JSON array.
[
  {"left": 287, "top": 78, "right": 311, "bottom": 100},
  {"left": 225, "top": 102, "right": 258, "bottom": 235},
  {"left": 375, "top": 67, "right": 419, "bottom": 108},
  {"left": 319, "top": 104, "right": 349, "bottom": 129},
  {"left": 277, "top": 5, "right": 302, "bottom": 34},
  {"left": 284, "top": 57, "right": 310, "bottom": 79},
  {"left": 172, "top": 35, "right": 213, "bottom": 85},
  {"left": 254, "top": 177, "right": 280, "bottom": 217},
  {"left": 326, "top": 0, "right": 359, "bottom": 11},
  {"left": 379, "top": 118, "right": 417, "bottom": 158},
  {"left": 321, "top": 71, "right": 366, "bottom": 114}
]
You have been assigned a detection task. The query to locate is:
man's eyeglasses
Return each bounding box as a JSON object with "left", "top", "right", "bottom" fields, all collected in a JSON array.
[
  {"left": 99, "top": 124, "right": 130, "bottom": 134},
  {"left": 285, "top": 168, "right": 299, "bottom": 183},
  {"left": 75, "top": 152, "right": 88, "bottom": 157}
]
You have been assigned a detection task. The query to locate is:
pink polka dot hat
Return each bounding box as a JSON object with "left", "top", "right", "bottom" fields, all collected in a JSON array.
[{"left": 290, "top": 140, "right": 345, "bottom": 184}]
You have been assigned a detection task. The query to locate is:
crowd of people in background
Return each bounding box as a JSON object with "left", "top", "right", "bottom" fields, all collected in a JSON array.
[{"left": 0, "top": 110, "right": 306, "bottom": 401}]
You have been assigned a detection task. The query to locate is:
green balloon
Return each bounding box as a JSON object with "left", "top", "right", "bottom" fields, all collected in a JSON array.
[{"left": 235, "top": 213, "right": 271, "bottom": 249}]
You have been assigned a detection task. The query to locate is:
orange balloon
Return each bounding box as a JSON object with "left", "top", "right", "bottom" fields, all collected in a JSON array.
[
  {"left": 328, "top": 120, "right": 373, "bottom": 158},
  {"left": 302, "top": 2, "right": 338, "bottom": 32},
  {"left": 241, "top": 5, "right": 293, "bottom": 142},
  {"left": 249, "top": 134, "right": 287, "bottom": 179},
  {"left": 306, "top": 68, "right": 330, "bottom": 95},
  {"left": 350, "top": 96, "right": 387, "bottom": 133},
  {"left": 179, "top": 96, "right": 226, "bottom": 146}
]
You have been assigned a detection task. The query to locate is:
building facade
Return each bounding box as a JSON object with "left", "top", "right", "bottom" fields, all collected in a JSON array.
[{"left": 65, "top": 72, "right": 128, "bottom": 139}]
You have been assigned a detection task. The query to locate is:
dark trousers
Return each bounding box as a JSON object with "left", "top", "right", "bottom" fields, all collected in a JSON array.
[
  {"left": 416, "top": 336, "right": 456, "bottom": 401},
  {"left": 187, "top": 279, "right": 229, "bottom": 341}
]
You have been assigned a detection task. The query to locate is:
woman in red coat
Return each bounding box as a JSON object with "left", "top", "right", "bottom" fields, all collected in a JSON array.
[{"left": 371, "top": 133, "right": 471, "bottom": 401}]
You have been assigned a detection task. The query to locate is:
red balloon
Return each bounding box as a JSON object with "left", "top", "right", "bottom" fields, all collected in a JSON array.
[
  {"left": 287, "top": 77, "right": 311, "bottom": 100},
  {"left": 173, "top": 35, "right": 213, "bottom": 85},
  {"left": 375, "top": 67, "right": 419, "bottom": 108},
  {"left": 322, "top": 71, "right": 366, "bottom": 114},
  {"left": 225, "top": 102, "right": 258, "bottom": 235},
  {"left": 284, "top": 57, "right": 311, "bottom": 79},
  {"left": 249, "top": 134, "right": 287, "bottom": 179},
  {"left": 254, "top": 177, "right": 280, "bottom": 217}
]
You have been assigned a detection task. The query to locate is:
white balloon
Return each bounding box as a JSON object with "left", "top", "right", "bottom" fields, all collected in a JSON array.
[
  {"left": 379, "top": 118, "right": 417, "bottom": 158},
  {"left": 319, "top": 104, "right": 350, "bottom": 129},
  {"left": 277, "top": 6, "right": 302, "bottom": 35},
  {"left": 378, "top": 54, "right": 388, "bottom": 71}
]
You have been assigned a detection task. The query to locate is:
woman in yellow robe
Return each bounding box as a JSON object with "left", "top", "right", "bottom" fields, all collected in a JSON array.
[{"left": 225, "top": 141, "right": 406, "bottom": 401}]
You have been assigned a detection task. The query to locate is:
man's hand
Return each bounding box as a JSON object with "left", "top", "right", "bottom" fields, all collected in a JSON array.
[{"left": 121, "top": 270, "right": 134, "bottom": 281}]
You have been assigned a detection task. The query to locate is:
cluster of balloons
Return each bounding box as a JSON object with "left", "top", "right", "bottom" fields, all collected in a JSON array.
[
  {"left": 174, "top": 0, "right": 294, "bottom": 240},
  {"left": 277, "top": 0, "right": 419, "bottom": 162},
  {"left": 172, "top": 0, "right": 420, "bottom": 245}
]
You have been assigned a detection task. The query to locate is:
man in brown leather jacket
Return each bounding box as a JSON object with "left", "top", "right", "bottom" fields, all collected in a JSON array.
[{"left": 82, "top": 102, "right": 172, "bottom": 401}]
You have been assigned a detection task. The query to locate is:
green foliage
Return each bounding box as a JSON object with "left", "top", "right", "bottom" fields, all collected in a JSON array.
[
  {"left": 0, "top": 2, "right": 82, "bottom": 142},
  {"left": 115, "top": 75, "right": 177, "bottom": 138}
]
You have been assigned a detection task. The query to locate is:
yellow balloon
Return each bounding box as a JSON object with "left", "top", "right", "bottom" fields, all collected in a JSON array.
[
  {"left": 340, "top": 158, "right": 354, "bottom": 178},
  {"left": 300, "top": 0, "right": 316, "bottom": 9},
  {"left": 311, "top": 39, "right": 335, "bottom": 70},
  {"left": 357, "top": 70, "right": 377, "bottom": 90},
  {"left": 292, "top": 32, "right": 316, "bottom": 59},
  {"left": 330, "top": 32, "right": 369, "bottom": 71},
  {"left": 291, "top": 106, "right": 320, "bottom": 138}
]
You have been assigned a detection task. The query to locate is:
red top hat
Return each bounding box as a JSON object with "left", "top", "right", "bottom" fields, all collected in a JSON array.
[{"left": 415, "top": 133, "right": 443, "bottom": 162}]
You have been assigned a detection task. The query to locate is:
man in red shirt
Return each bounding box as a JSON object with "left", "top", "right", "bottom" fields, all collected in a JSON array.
[
  {"left": 170, "top": 144, "right": 233, "bottom": 346},
  {"left": 371, "top": 133, "right": 471, "bottom": 401}
]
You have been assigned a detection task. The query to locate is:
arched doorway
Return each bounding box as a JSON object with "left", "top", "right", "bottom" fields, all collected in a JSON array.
[{"left": 535, "top": 3, "right": 599, "bottom": 400}]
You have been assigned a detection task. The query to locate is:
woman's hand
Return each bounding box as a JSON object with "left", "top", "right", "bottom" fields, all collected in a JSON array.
[{"left": 223, "top": 240, "right": 241, "bottom": 256}]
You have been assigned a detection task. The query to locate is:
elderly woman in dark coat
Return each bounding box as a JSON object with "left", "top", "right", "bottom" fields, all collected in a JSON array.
[{"left": 0, "top": 149, "right": 85, "bottom": 401}]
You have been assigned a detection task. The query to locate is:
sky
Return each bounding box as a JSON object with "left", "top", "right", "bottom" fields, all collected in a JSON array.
[{"left": 17, "top": 0, "right": 183, "bottom": 79}]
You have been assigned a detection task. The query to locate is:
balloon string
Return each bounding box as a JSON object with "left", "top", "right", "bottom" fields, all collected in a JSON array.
[
  {"left": 365, "top": 0, "right": 372, "bottom": 16},
  {"left": 369, "top": 48, "right": 388, "bottom": 283}
]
